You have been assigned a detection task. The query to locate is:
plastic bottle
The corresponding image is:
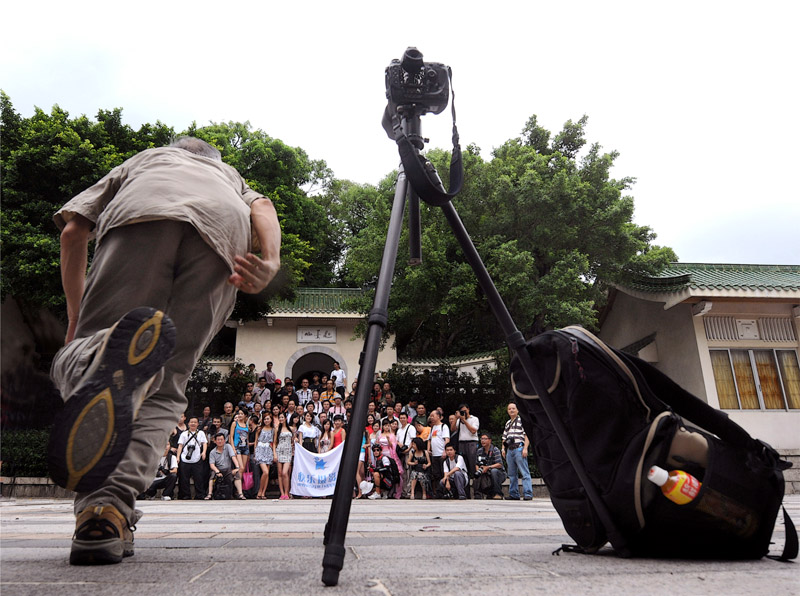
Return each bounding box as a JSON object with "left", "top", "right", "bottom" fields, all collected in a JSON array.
[
  {"left": 647, "top": 465, "right": 757, "bottom": 537},
  {"left": 647, "top": 466, "right": 701, "bottom": 505}
]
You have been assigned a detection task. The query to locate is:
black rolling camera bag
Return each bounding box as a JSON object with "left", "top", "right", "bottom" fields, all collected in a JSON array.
[{"left": 510, "top": 326, "right": 797, "bottom": 560}]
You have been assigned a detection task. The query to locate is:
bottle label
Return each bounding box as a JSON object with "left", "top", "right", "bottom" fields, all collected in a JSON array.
[{"left": 665, "top": 472, "right": 701, "bottom": 505}]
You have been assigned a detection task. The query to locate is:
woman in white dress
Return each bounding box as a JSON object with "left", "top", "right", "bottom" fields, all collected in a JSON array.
[
  {"left": 254, "top": 413, "right": 276, "bottom": 499},
  {"left": 273, "top": 413, "right": 294, "bottom": 500}
]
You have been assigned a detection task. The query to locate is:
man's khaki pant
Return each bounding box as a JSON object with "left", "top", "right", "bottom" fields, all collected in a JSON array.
[{"left": 51, "top": 221, "right": 237, "bottom": 524}]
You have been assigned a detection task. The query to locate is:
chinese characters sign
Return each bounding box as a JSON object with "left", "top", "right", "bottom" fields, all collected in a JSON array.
[{"left": 297, "top": 326, "right": 337, "bottom": 343}]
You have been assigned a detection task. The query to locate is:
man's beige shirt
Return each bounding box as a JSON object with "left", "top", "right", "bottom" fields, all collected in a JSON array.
[{"left": 54, "top": 147, "right": 265, "bottom": 271}]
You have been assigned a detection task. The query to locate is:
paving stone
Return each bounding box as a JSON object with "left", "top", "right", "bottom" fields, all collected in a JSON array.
[{"left": 1, "top": 496, "right": 798, "bottom": 595}]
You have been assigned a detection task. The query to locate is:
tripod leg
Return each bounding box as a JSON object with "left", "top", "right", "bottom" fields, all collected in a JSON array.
[
  {"left": 321, "top": 169, "right": 410, "bottom": 587},
  {"left": 408, "top": 188, "right": 422, "bottom": 266}
]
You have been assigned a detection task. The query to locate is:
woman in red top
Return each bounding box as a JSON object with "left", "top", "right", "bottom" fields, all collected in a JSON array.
[
  {"left": 332, "top": 415, "right": 346, "bottom": 448},
  {"left": 364, "top": 414, "right": 376, "bottom": 437}
]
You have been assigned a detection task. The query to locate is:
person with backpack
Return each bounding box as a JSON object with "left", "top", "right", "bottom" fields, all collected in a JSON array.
[
  {"left": 376, "top": 419, "right": 404, "bottom": 499},
  {"left": 450, "top": 403, "right": 479, "bottom": 497},
  {"left": 501, "top": 403, "right": 533, "bottom": 501},
  {"left": 367, "top": 444, "right": 398, "bottom": 499},
  {"left": 440, "top": 443, "right": 469, "bottom": 499},
  {"left": 140, "top": 443, "right": 178, "bottom": 501},
  {"left": 176, "top": 416, "right": 208, "bottom": 500}
]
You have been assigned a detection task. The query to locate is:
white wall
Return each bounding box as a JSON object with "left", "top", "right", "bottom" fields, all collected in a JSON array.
[
  {"left": 599, "top": 292, "right": 706, "bottom": 398},
  {"left": 234, "top": 318, "right": 396, "bottom": 384},
  {"left": 602, "top": 294, "right": 800, "bottom": 450}
]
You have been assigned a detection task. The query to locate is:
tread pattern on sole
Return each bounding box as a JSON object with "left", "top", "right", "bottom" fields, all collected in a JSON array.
[{"left": 49, "top": 308, "right": 176, "bottom": 493}]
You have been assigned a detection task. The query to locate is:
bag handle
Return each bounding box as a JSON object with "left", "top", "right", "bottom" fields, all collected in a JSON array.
[{"left": 561, "top": 327, "right": 761, "bottom": 453}]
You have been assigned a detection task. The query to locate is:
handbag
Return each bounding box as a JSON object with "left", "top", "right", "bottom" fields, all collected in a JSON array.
[{"left": 242, "top": 458, "right": 254, "bottom": 491}]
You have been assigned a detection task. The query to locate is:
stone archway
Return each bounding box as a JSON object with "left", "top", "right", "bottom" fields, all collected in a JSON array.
[{"left": 285, "top": 345, "right": 348, "bottom": 383}]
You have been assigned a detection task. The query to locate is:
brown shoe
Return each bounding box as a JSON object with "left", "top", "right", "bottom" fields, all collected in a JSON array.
[{"left": 70, "top": 505, "right": 135, "bottom": 565}]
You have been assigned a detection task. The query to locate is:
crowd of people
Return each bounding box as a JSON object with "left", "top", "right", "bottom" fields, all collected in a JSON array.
[{"left": 142, "top": 361, "right": 536, "bottom": 502}]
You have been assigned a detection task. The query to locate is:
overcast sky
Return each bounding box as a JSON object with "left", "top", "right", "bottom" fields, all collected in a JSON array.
[{"left": 3, "top": 1, "right": 798, "bottom": 265}]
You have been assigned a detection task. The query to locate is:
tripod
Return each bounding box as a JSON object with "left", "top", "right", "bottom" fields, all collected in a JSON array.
[{"left": 321, "top": 107, "right": 627, "bottom": 586}]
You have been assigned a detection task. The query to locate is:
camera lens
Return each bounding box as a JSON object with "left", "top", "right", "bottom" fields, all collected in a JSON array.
[{"left": 401, "top": 47, "right": 424, "bottom": 74}]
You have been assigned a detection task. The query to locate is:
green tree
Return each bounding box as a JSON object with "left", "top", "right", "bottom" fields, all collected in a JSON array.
[
  {"left": 1, "top": 92, "right": 175, "bottom": 314},
  {"left": 0, "top": 96, "right": 343, "bottom": 325},
  {"left": 338, "top": 116, "right": 676, "bottom": 357}
]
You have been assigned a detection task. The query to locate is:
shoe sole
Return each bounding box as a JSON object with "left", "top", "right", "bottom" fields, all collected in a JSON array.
[
  {"left": 70, "top": 537, "right": 132, "bottom": 565},
  {"left": 49, "top": 307, "right": 176, "bottom": 493}
]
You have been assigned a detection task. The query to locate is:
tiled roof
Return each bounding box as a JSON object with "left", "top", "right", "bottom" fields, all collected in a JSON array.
[
  {"left": 272, "top": 288, "right": 364, "bottom": 314},
  {"left": 626, "top": 263, "right": 800, "bottom": 293},
  {"left": 398, "top": 350, "right": 502, "bottom": 367}
]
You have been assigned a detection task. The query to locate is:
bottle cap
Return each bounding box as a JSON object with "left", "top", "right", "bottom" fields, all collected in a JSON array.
[{"left": 647, "top": 466, "right": 669, "bottom": 487}]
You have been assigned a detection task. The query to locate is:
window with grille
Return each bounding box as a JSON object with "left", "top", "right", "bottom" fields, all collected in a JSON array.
[{"left": 710, "top": 349, "right": 800, "bottom": 410}]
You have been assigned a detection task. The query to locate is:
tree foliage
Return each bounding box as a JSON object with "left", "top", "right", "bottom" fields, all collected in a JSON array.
[
  {"left": 1, "top": 92, "right": 174, "bottom": 312},
  {"left": 1, "top": 92, "right": 675, "bottom": 367},
  {"left": 0, "top": 94, "right": 337, "bottom": 324},
  {"left": 334, "top": 116, "right": 676, "bottom": 357}
]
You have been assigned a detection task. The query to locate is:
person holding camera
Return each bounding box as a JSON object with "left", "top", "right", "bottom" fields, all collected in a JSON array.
[
  {"left": 474, "top": 433, "right": 506, "bottom": 499},
  {"left": 176, "top": 416, "right": 208, "bottom": 500},
  {"left": 502, "top": 403, "right": 533, "bottom": 501},
  {"left": 450, "top": 403, "right": 479, "bottom": 497},
  {"left": 207, "top": 432, "right": 242, "bottom": 499},
  {"left": 140, "top": 443, "right": 178, "bottom": 500}
]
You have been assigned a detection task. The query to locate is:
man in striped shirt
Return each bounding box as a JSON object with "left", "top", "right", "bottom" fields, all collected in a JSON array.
[{"left": 501, "top": 403, "right": 533, "bottom": 500}]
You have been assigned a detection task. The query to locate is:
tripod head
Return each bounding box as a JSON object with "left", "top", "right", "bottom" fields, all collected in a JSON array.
[{"left": 381, "top": 47, "right": 464, "bottom": 208}]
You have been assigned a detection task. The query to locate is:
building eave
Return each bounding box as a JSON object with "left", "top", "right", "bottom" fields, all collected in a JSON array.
[{"left": 612, "top": 284, "right": 800, "bottom": 311}]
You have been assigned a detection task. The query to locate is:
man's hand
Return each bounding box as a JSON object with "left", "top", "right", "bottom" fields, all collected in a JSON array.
[
  {"left": 228, "top": 252, "right": 279, "bottom": 294},
  {"left": 229, "top": 198, "right": 280, "bottom": 294}
]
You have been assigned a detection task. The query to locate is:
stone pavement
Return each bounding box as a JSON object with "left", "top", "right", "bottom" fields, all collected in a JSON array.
[{"left": 1, "top": 496, "right": 798, "bottom": 596}]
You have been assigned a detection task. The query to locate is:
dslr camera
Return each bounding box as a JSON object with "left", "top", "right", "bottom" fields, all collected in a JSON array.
[
  {"left": 503, "top": 438, "right": 518, "bottom": 450},
  {"left": 474, "top": 453, "right": 490, "bottom": 478},
  {"left": 385, "top": 47, "right": 450, "bottom": 116}
]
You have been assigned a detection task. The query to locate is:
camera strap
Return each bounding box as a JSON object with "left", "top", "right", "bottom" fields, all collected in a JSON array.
[{"left": 394, "top": 68, "right": 464, "bottom": 207}]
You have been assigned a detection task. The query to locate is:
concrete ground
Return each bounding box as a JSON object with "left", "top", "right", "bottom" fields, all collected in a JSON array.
[{"left": 1, "top": 496, "right": 798, "bottom": 596}]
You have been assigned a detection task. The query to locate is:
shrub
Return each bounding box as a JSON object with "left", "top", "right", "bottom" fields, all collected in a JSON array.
[{"left": 1, "top": 428, "right": 51, "bottom": 477}]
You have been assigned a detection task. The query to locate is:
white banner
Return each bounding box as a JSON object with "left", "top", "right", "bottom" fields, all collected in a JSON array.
[{"left": 290, "top": 443, "right": 343, "bottom": 497}]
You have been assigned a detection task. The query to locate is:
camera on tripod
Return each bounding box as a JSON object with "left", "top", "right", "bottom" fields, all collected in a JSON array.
[{"left": 385, "top": 47, "right": 450, "bottom": 115}]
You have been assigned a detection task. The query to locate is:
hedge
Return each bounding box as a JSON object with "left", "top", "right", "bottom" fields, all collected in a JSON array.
[{"left": 1, "top": 428, "right": 51, "bottom": 477}]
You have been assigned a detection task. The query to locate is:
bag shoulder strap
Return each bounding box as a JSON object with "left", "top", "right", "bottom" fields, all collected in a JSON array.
[
  {"left": 769, "top": 507, "right": 798, "bottom": 562},
  {"left": 559, "top": 326, "right": 760, "bottom": 453}
]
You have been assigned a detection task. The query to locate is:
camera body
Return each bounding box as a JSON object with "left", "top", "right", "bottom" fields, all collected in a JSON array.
[
  {"left": 385, "top": 47, "right": 450, "bottom": 116},
  {"left": 474, "top": 453, "right": 490, "bottom": 478}
]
